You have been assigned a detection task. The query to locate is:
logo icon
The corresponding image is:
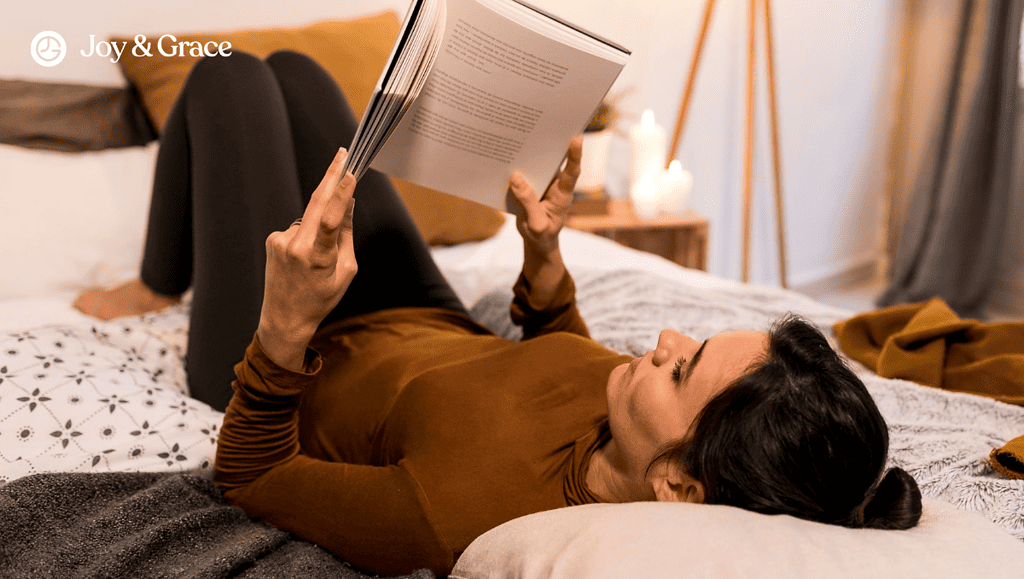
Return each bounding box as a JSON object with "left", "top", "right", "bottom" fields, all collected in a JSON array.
[{"left": 31, "top": 31, "right": 66, "bottom": 67}]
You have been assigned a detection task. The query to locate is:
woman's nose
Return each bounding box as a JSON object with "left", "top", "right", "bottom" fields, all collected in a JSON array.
[{"left": 653, "top": 329, "right": 696, "bottom": 365}]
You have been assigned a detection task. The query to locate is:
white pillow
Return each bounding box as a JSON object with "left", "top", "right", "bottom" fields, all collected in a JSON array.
[
  {"left": 450, "top": 500, "right": 1024, "bottom": 579},
  {"left": 0, "top": 303, "right": 222, "bottom": 485},
  {"left": 0, "top": 142, "right": 158, "bottom": 300}
]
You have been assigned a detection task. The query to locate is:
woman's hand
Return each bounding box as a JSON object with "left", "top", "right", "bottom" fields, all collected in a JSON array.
[
  {"left": 257, "top": 148, "right": 357, "bottom": 371},
  {"left": 507, "top": 136, "right": 583, "bottom": 257},
  {"left": 506, "top": 137, "right": 582, "bottom": 309}
]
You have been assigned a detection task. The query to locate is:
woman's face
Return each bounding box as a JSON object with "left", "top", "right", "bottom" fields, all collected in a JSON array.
[{"left": 605, "top": 328, "right": 769, "bottom": 469}]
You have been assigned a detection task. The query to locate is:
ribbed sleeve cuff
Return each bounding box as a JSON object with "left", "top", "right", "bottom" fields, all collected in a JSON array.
[
  {"left": 510, "top": 269, "right": 575, "bottom": 321},
  {"left": 236, "top": 333, "right": 323, "bottom": 397},
  {"left": 510, "top": 269, "right": 589, "bottom": 339}
]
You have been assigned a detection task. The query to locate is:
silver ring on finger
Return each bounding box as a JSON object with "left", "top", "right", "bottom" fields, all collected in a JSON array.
[{"left": 291, "top": 218, "right": 303, "bottom": 227}]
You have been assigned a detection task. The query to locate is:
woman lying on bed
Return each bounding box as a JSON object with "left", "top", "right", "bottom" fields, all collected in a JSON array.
[{"left": 74, "top": 51, "right": 922, "bottom": 576}]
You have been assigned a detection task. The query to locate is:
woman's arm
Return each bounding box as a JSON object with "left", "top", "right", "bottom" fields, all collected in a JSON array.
[
  {"left": 507, "top": 137, "right": 590, "bottom": 339},
  {"left": 215, "top": 149, "right": 451, "bottom": 574},
  {"left": 218, "top": 146, "right": 357, "bottom": 489}
]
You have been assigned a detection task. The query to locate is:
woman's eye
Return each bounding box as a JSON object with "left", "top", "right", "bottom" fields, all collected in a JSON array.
[{"left": 671, "top": 358, "right": 685, "bottom": 381}]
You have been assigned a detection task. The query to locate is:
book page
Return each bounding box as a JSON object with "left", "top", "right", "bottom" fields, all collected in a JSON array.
[{"left": 370, "top": 0, "right": 625, "bottom": 212}]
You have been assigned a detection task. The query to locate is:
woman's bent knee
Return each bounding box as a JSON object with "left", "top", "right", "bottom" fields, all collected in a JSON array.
[
  {"left": 186, "top": 50, "right": 266, "bottom": 89},
  {"left": 265, "top": 49, "right": 316, "bottom": 67},
  {"left": 181, "top": 51, "right": 281, "bottom": 115}
]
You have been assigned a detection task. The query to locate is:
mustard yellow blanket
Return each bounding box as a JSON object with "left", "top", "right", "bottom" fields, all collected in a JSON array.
[
  {"left": 833, "top": 298, "right": 1024, "bottom": 479},
  {"left": 833, "top": 297, "right": 1024, "bottom": 405}
]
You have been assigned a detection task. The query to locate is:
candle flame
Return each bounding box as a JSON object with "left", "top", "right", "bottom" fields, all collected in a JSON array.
[
  {"left": 641, "top": 109, "right": 655, "bottom": 129},
  {"left": 668, "top": 160, "right": 682, "bottom": 179}
]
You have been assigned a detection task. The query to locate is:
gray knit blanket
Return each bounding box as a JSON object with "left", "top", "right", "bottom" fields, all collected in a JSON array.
[
  {"left": 471, "top": 268, "right": 1024, "bottom": 541},
  {"left": 0, "top": 469, "right": 433, "bottom": 579}
]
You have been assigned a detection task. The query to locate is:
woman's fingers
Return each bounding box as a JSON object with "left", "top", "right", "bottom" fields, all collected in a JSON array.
[
  {"left": 336, "top": 198, "right": 357, "bottom": 279},
  {"left": 314, "top": 172, "right": 355, "bottom": 255},
  {"left": 292, "top": 148, "right": 356, "bottom": 261},
  {"left": 509, "top": 136, "right": 584, "bottom": 214},
  {"left": 339, "top": 198, "right": 355, "bottom": 243},
  {"left": 561, "top": 135, "right": 583, "bottom": 193},
  {"left": 544, "top": 136, "right": 583, "bottom": 208},
  {"left": 297, "top": 148, "right": 348, "bottom": 231},
  {"left": 313, "top": 148, "right": 348, "bottom": 205},
  {"left": 509, "top": 172, "right": 540, "bottom": 214}
]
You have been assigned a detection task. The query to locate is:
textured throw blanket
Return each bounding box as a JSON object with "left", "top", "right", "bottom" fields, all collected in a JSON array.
[
  {"left": 471, "top": 268, "right": 1024, "bottom": 541},
  {"left": 0, "top": 469, "right": 433, "bottom": 579}
]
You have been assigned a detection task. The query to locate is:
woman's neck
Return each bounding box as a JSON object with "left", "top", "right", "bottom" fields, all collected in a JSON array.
[{"left": 586, "top": 438, "right": 655, "bottom": 503}]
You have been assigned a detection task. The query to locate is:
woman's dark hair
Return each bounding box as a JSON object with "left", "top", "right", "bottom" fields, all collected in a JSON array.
[{"left": 651, "top": 315, "right": 922, "bottom": 529}]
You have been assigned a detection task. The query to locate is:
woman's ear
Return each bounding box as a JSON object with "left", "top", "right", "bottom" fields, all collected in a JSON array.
[{"left": 651, "top": 461, "right": 705, "bottom": 504}]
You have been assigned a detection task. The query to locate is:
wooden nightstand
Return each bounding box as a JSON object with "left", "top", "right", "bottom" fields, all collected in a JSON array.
[{"left": 566, "top": 200, "right": 708, "bottom": 271}]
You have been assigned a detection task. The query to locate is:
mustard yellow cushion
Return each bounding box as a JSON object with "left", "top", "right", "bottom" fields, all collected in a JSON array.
[{"left": 110, "top": 14, "right": 504, "bottom": 245}]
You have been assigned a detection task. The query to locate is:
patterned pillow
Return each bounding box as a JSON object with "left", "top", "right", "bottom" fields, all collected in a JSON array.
[{"left": 0, "top": 302, "right": 223, "bottom": 486}]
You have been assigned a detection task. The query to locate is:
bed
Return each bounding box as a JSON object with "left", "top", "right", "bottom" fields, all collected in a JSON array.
[{"left": 3, "top": 11, "right": 1024, "bottom": 579}]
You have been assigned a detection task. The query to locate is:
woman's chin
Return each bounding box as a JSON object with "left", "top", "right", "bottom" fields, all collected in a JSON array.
[{"left": 606, "top": 363, "right": 629, "bottom": 404}]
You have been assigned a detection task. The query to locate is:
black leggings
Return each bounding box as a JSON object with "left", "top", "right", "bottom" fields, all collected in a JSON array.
[{"left": 141, "top": 51, "right": 467, "bottom": 411}]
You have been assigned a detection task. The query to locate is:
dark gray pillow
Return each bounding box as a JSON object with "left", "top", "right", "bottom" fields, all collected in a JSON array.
[{"left": 0, "top": 79, "right": 156, "bottom": 152}]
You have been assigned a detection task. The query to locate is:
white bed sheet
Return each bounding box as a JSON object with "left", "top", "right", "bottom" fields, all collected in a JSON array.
[{"left": 0, "top": 291, "right": 95, "bottom": 332}]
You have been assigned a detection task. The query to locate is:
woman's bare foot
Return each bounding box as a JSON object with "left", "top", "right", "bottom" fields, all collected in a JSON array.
[{"left": 73, "top": 279, "right": 181, "bottom": 321}]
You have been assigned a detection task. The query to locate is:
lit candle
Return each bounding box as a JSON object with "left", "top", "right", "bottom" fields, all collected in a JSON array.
[
  {"left": 628, "top": 109, "right": 666, "bottom": 191},
  {"left": 659, "top": 160, "right": 693, "bottom": 214},
  {"left": 630, "top": 172, "right": 660, "bottom": 219}
]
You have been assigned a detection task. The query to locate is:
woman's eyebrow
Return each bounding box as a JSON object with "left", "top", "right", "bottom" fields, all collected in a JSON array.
[{"left": 682, "top": 338, "right": 710, "bottom": 384}]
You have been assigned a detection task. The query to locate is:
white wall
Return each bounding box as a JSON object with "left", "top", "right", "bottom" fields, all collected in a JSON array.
[
  {"left": 569, "top": 0, "right": 899, "bottom": 287},
  {"left": 3, "top": 0, "right": 899, "bottom": 288}
]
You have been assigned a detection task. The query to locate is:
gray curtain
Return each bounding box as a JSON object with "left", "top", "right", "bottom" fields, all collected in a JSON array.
[{"left": 878, "top": 0, "right": 1022, "bottom": 319}]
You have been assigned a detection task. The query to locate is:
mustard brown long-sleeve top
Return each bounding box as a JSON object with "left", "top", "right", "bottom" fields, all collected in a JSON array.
[{"left": 214, "top": 271, "right": 630, "bottom": 576}]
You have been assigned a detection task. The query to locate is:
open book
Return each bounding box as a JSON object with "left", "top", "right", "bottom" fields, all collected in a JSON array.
[{"left": 341, "top": 0, "right": 630, "bottom": 212}]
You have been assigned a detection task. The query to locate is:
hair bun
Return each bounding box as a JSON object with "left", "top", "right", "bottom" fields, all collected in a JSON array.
[{"left": 862, "top": 467, "right": 922, "bottom": 530}]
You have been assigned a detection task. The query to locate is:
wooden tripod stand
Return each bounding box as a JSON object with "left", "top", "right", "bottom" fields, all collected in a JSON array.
[{"left": 667, "top": 0, "right": 788, "bottom": 287}]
